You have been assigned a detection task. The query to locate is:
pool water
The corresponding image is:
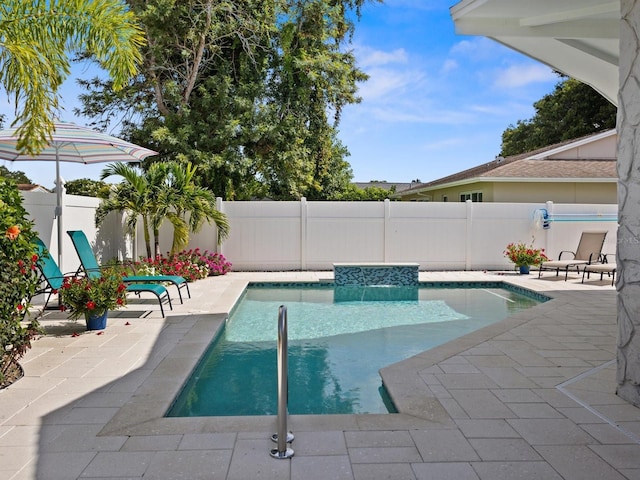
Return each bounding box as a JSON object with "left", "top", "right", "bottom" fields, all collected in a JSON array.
[{"left": 167, "top": 284, "right": 543, "bottom": 417}]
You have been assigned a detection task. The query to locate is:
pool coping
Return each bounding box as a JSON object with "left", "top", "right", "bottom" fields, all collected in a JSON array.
[{"left": 99, "top": 278, "right": 561, "bottom": 437}]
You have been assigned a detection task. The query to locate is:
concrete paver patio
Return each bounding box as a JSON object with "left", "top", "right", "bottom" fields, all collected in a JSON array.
[{"left": 1, "top": 270, "right": 637, "bottom": 479}]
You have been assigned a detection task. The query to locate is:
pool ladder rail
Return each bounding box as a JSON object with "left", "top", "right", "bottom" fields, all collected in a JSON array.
[{"left": 270, "top": 305, "right": 294, "bottom": 459}]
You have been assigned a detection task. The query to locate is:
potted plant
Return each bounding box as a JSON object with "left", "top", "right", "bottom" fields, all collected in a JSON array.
[
  {"left": 504, "top": 241, "right": 548, "bottom": 274},
  {"left": 59, "top": 267, "right": 128, "bottom": 330}
]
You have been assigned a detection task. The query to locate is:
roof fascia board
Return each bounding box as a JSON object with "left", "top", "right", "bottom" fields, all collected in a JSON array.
[
  {"left": 450, "top": 0, "right": 491, "bottom": 19},
  {"left": 520, "top": 2, "right": 620, "bottom": 27},
  {"left": 455, "top": 17, "right": 619, "bottom": 39},
  {"left": 394, "top": 178, "right": 482, "bottom": 196}
]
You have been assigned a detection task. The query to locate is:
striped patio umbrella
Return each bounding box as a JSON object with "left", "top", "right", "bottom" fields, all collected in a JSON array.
[{"left": 0, "top": 121, "right": 157, "bottom": 268}]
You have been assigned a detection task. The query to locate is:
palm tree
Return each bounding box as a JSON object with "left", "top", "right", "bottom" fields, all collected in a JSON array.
[
  {"left": 144, "top": 162, "right": 175, "bottom": 257},
  {"left": 160, "top": 162, "right": 229, "bottom": 256},
  {"left": 97, "top": 163, "right": 154, "bottom": 258},
  {"left": 0, "top": 0, "right": 144, "bottom": 154},
  {"left": 98, "top": 161, "right": 229, "bottom": 258}
]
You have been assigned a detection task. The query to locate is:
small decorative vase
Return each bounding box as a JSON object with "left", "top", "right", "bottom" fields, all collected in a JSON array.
[
  {"left": 519, "top": 265, "right": 530, "bottom": 275},
  {"left": 85, "top": 311, "right": 108, "bottom": 330}
]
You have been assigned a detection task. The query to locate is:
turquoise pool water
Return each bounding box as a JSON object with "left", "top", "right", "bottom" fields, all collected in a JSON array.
[{"left": 167, "top": 283, "right": 544, "bottom": 417}]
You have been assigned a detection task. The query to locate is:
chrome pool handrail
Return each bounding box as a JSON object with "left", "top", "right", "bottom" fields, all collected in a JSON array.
[{"left": 270, "top": 305, "right": 294, "bottom": 459}]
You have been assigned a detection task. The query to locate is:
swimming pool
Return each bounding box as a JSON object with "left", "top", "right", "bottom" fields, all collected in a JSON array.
[{"left": 167, "top": 283, "right": 545, "bottom": 417}]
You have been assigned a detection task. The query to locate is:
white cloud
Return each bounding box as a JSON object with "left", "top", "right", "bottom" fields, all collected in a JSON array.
[
  {"left": 357, "top": 67, "right": 424, "bottom": 101},
  {"left": 493, "top": 64, "right": 556, "bottom": 88},
  {"left": 469, "top": 103, "right": 521, "bottom": 116},
  {"left": 421, "top": 137, "right": 468, "bottom": 151},
  {"left": 366, "top": 105, "right": 477, "bottom": 125},
  {"left": 356, "top": 46, "right": 409, "bottom": 68},
  {"left": 449, "top": 37, "right": 504, "bottom": 61},
  {"left": 382, "top": 0, "right": 441, "bottom": 10},
  {"left": 440, "top": 59, "right": 458, "bottom": 74}
]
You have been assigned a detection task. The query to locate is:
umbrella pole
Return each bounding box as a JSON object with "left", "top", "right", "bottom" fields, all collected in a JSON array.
[{"left": 55, "top": 154, "right": 63, "bottom": 270}]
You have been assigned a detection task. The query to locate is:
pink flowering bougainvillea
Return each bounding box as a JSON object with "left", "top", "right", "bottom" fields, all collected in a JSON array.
[{"left": 125, "top": 249, "right": 231, "bottom": 281}]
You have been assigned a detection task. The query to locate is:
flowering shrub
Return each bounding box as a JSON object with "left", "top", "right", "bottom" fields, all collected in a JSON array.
[
  {"left": 126, "top": 249, "right": 231, "bottom": 281},
  {"left": 59, "top": 268, "right": 128, "bottom": 321},
  {"left": 127, "top": 254, "right": 204, "bottom": 282},
  {"left": 0, "top": 179, "right": 42, "bottom": 386},
  {"left": 191, "top": 249, "right": 232, "bottom": 276},
  {"left": 504, "top": 241, "right": 548, "bottom": 267}
]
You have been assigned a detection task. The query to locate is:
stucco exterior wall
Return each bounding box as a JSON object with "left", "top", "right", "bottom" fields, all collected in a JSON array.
[
  {"left": 401, "top": 183, "right": 494, "bottom": 202},
  {"left": 493, "top": 182, "right": 616, "bottom": 204},
  {"left": 616, "top": 0, "right": 640, "bottom": 406},
  {"left": 400, "top": 181, "right": 616, "bottom": 204}
]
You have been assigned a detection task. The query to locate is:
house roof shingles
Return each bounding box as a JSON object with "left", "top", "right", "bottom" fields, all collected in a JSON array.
[
  {"left": 479, "top": 159, "right": 616, "bottom": 179},
  {"left": 399, "top": 131, "right": 617, "bottom": 196}
]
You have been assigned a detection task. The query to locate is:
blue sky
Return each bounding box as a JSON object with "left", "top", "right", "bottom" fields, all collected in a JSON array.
[
  {"left": 340, "top": 0, "right": 558, "bottom": 183},
  {"left": 2, "top": 0, "right": 558, "bottom": 189}
]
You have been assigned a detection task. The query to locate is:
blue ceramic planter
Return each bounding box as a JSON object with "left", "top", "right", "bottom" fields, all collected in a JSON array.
[
  {"left": 519, "top": 265, "right": 530, "bottom": 275},
  {"left": 85, "top": 311, "right": 108, "bottom": 330}
]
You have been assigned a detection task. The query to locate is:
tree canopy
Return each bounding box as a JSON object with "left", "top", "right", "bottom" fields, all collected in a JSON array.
[
  {"left": 0, "top": 166, "right": 31, "bottom": 184},
  {"left": 64, "top": 178, "right": 109, "bottom": 197},
  {"left": 500, "top": 76, "right": 617, "bottom": 157},
  {"left": 0, "top": 0, "right": 144, "bottom": 155},
  {"left": 77, "top": 0, "right": 378, "bottom": 200},
  {"left": 334, "top": 184, "right": 397, "bottom": 201}
]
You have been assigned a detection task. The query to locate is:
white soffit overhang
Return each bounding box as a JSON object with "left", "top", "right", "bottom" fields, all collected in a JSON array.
[{"left": 450, "top": 0, "right": 620, "bottom": 105}]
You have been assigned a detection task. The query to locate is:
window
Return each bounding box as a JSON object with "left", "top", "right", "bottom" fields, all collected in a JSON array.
[{"left": 460, "top": 191, "right": 483, "bottom": 202}]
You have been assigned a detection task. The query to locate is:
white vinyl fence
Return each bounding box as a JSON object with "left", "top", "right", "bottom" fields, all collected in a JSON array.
[
  {"left": 22, "top": 192, "right": 618, "bottom": 273},
  {"left": 22, "top": 191, "right": 130, "bottom": 274},
  {"left": 216, "top": 199, "right": 617, "bottom": 271}
]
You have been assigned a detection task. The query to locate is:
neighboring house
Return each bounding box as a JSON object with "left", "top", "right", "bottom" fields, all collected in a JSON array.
[
  {"left": 393, "top": 130, "right": 617, "bottom": 204},
  {"left": 17, "top": 183, "right": 51, "bottom": 193}
]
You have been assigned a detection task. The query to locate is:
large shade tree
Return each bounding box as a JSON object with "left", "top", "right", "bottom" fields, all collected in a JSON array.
[
  {"left": 76, "top": 0, "right": 377, "bottom": 200},
  {"left": 0, "top": 0, "right": 144, "bottom": 154},
  {"left": 500, "top": 76, "right": 617, "bottom": 157}
]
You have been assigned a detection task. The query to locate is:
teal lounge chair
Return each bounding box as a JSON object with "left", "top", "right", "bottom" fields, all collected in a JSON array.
[
  {"left": 65, "top": 231, "right": 174, "bottom": 317},
  {"left": 66, "top": 230, "right": 190, "bottom": 304},
  {"left": 36, "top": 238, "right": 171, "bottom": 316},
  {"left": 34, "top": 238, "right": 68, "bottom": 309}
]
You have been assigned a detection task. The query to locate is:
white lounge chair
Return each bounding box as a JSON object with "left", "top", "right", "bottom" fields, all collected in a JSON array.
[
  {"left": 538, "top": 231, "right": 607, "bottom": 280},
  {"left": 582, "top": 253, "right": 616, "bottom": 286}
]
